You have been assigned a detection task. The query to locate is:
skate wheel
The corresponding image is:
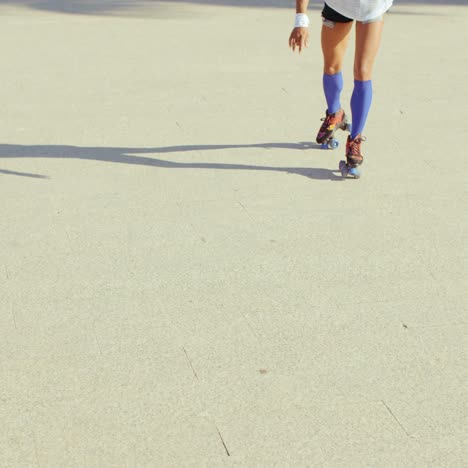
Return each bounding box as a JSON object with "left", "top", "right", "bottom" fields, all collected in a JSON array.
[
  {"left": 320, "top": 142, "right": 329, "bottom": 149},
  {"left": 327, "top": 139, "right": 339, "bottom": 150},
  {"left": 349, "top": 167, "right": 361, "bottom": 179},
  {"left": 339, "top": 160, "right": 348, "bottom": 177}
]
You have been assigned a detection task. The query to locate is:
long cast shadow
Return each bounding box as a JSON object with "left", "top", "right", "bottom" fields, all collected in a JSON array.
[
  {"left": 0, "top": 0, "right": 313, "bottom": 15},
  {"left": 0, "top": 0, "right": 464, "bottom": 16},
  {"left": 0, "top": 142, "right": 344, "bottom": 181},
  {"left": 0, "top": 168, "right": 49, "bottom": 179}
]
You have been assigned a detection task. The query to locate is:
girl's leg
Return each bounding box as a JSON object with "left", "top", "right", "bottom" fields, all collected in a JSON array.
[
  {"left": 316, "top": 20, "right": 353, "bottom": 144},
  {"left": 350, "top": 20, "right": 384, "bottom": 139},
  {"left": 321, "top": 21, "right": 353, "bottom": 114}
]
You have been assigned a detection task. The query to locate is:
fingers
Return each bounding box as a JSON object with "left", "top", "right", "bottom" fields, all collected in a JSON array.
[
  {"left": 289, "top": 36, "right": 299, "bottom": 52},
  {"left": 289, "top": 30, "right": 308, "bottom": 53},
  {"left": 295, "top": 37, "right": 305, "bottom": 53},
  {"left": 289, "top": 34, "right": 297, "bottom": 52}
]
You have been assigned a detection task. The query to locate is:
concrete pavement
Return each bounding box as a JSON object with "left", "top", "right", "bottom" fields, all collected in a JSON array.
[{"left": 1, "top": 1, "right": 467, "bottom": 466}]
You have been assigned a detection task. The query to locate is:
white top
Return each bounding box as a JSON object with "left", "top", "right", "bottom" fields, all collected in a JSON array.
[{"left": 324, "top": 0, "right": 393, "bottom": 22}]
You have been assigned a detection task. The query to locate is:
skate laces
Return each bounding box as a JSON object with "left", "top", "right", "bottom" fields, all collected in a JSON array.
[
  {"left": 320, "top": 111, "right": 342, "bottom": 130},
  {"left": 347, "top": 136, "right": 366, "bottom": 159}
]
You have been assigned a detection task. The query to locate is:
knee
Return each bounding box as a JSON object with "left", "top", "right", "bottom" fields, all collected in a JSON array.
[
  {"left": 354, "top": 63, "right": 372, "bottom": 81},
  {"left": 324, "top": 65, "right": 342, "bottom": 75}
]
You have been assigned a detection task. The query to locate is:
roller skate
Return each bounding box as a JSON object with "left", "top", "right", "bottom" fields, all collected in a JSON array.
[
  {"left": 316, "top": 108, "right": 351, "bottom": 150},
  {"left": 339, "top": 134, "right": 365, "bottom": 179}
]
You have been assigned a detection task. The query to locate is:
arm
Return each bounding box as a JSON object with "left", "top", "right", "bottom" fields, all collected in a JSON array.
[
  {"left": 289, "top": 0, "right": 310, "bottom": 53},
  {"left": 296, "top": 0, "right": 309, "bottom": 14}
]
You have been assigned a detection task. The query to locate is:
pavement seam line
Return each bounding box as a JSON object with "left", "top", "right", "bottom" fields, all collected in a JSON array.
[
  {"left": 381, "top": 400, "right": 410, "bottom": 437},
  {"left": 216, "top": 426, "right": 231, "bottom": 457},
  {"left": 183, "top": 347, "right": 199, "bottom": 381}
]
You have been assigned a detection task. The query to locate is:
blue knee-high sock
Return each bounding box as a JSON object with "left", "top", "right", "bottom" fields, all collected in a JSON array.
[
  {"left": 350, "top": 79, "right": 373, "bottom": 139},
  {"left": 323, "top": 72, "right": 343, "bottom": 114}
]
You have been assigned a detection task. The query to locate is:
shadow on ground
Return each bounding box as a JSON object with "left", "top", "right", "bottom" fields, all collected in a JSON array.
[
  {"left": 0, "top": 0, "right": 293, "bottom": 15},
  {"left": 0, "top": 0, "right": 465, "bottom": 16},
  {"left": 0, "top": 142, "right": 345, "bottom": 181}
]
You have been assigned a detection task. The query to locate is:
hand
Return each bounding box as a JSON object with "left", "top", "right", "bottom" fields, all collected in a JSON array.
[{"left": 289, "top": 27, "right": 309, "bottom": 53}]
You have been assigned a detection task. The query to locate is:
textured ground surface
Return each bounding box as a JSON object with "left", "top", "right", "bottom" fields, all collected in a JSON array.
[{"left": 1, "top": 1, "right": 466, "bottom": 466}]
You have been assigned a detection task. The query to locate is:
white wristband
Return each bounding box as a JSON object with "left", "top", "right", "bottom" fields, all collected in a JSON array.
[{"left": 295, "top": 13, "right": 310, "bottom": 28}]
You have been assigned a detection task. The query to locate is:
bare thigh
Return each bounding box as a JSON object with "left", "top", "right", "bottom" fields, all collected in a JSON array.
[
  {"left": 321, "top": 21, "right": 353, "bottom": 75},
  {"left": 354, "top": 20, "right": 384, "bottom": 81}
]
